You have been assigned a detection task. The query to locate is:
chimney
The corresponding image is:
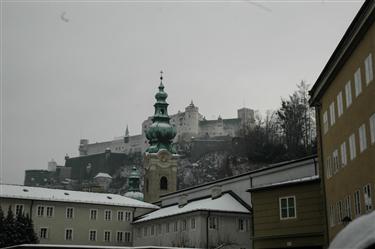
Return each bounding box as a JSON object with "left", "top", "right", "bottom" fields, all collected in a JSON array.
[
  {"left": 211, "top": 186, "right": 222, "bottom": 199},
  {"left": 178, "top": 194, "right": 188, "bottom": 208}
]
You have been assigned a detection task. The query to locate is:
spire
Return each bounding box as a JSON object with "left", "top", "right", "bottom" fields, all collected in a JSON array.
[
  {"left": 125, "top": 125, "right": 129, "bottom": 136},
  {"left": 124, "top": 125, "right": 129, "bottom": 143},
  {"left": 145, "top": 72, "right": 177, "bottom": 153}
]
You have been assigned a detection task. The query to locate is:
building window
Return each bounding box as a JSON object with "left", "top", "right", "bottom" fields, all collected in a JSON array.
[
  {"left": 143, "top": 227, "right": 147, "bottom": 237},
  {"left": 166, "top": 223, "right": 170, "bottom": 233},
  {"left": 46, "top": 206, "right": 54, "bottom": 217},
  {"left": 104, "top": 210, "right": 112, "bottom": 221},
  {"left": 118, "top": 211, "right": 124, "bottom": 221},
  {"left": 89, "top": 230, "right": 97, "bottom": 241},
  {"left": 354, "top": 68, "right": 362, "bottom": 97},
  {"left": 125, "top": 232, "right": 131, "bottom": 242},
  {"left": 345, "top": 81, "right": 353, "bottom": 108},
  {"left": 337, "top": 92, "right": 344, "bottom": 117},
  {"left": 370, "top": 113, "right": 375, "bottom": 144},
  {"left": 173, "top": 221, "right": 178, "bottom": 232},
  {"left": 15, "top": 204, "right": 24, "bottom": 216},
  {"left": 329, "top": 102, "right": 335, "bottom": 126},
  {"left": 365, "top": 53, "right": 373, "bottom": 84},
  {"left": 191, "top": 218, "right": 195, "bottom": 229},
  {"left": 125, "top": 211, "right": 132, "bottom": 221},
  {"left": 279, "top": 196, "right": 296, "bottom": 219},
  {"left": 354, "top": 190, "right": 361, "bottom": 216},
  {"left": 90, "top": 209, "right": 97, "bottom": 220},
  {"left": 340, "top": 142, "right": 347, "bottom": 166},
  {"left": 349, "top": 133, "right": 357, "bottom": 160},
  {"left": 238, "top": 218, "right": 245, "bottom": 231},
  {"left": 323, "top": 111, "right": 329, "bottom": 134},
  {"left": 181, "top": 219, "right": 187, "bottom": 231},
  {"left": 65, "top": 229, "right": 73, "bottom": 240},
  {"left": 364, "top": 184, "right": 373, "bottom": 212},
  {"left": 344, "top": 195, "right": 352, "bottom": 219},
  {"left": 151, "top": 225, "right": 155, "bottom": 236},
  {"left": 39, "top": 227, "right": 48, "bottom": 239},
  {"left": 160, "top": 176, "right": 168, "bottom": 190},
  {"left": 157, "top": 224, "right": 162, "bottom": 234},
  {"left": 37, "top": 206, "right": 44, "bottom": 217},
  {"left": 337, "top": 201, "right": 343, "bottom": 224},
  {"left": 359, "top": 124, "right": 367, "bottom": 153},
  {"left": 209, "top": 217, "right": 218, "bottom": 229},
  {"left": 104, "top": 231, "right": 111, "bottom": 242},
  {"left": 66, "top": 207, "right": 74, "bottom": 219},
  {"left": 333, "top": 150, "right": 339, "bottom": 174},
  {"left": 329, "top": 204, "right": 335, "bottom": 227},
  {"left": 326, "top": 156, "right": 332, "bottom": 179},
  {"left": 117, "top": 231, "right": 124, "bottom": 242}
]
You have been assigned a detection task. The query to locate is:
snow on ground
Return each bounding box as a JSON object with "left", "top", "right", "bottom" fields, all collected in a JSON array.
[{"left": 329, "top": 210, "right": 375, "bottom": 249}]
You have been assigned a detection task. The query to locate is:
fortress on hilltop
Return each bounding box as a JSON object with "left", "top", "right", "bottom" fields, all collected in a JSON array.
[{"left": 78, "top": 103, "right": 255, "bottom": 156}]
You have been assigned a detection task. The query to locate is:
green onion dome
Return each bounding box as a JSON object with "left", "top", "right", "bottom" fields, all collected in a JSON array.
[{"left": 145, "top": 73, "right": 176, "bottom": 154}]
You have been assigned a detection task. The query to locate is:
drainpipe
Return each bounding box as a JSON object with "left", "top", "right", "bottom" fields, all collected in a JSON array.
[
  {"left": 316, "top": 103, "right": 329, "bottom": 248},
  {"left": 250, "top": 176, "right": 254, "bottom": 249},
  {"left": 206, "top": 211, "right": 210, "bottom": 249},
  {"left": 131, "top": 207, "right": 136, "bottom": 246}
]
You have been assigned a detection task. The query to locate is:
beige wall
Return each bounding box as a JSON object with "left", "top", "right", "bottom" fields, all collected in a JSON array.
[
  {"left": 318, "top": 21, "right": 375, "bottom": 241},
  {"left": 251, "top": 181, "right": 324, "bottom": 249},
  {"left": 0, "top": 197, "right": 151, "bottom": 246}
]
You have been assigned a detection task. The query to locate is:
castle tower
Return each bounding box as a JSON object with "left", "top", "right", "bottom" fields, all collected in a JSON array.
[{"left": 143, "top": 71, "right": 178, "bottom": 203}]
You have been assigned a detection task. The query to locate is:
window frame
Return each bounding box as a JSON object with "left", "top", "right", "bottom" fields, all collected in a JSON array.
[
  {"left": 370, "top": 113, "right": 375, "bottom": 144},
  {"left": 66, "top": 207, "right": 74, "bottom": 219},
  {"left": 279, "top": 196, "right": 297, "bottom": 220},
  {"left": 37, "top": 205, "right": 45, "bottom": 217},
  {"left": 89, "top": 209, "right": 98, "bottom": 220},
  {"left": 89, "top": 229, "right": 97, "bottom": 241},
  {"left": 15, "top": 204, "right": 24, "bottom": 216},
  {"left": 46, "top": 206, "right": 54, "bottom": 218},
  {"left": 354, "top": 190, "right": 361, "bottom": 217},
  {"left": 104, "top": 209, "right": 112, "bottom": 221},
  {"left": 354, "top": 68, "right": 362, "bottom": 97},
  {"left": 363, "top": 184, "right": 373, "bottom": 213},
  {"left": 337, "top": 91, "right": 344, "bottom": 117},
  {"left": 103, "top": 230, "right": 111, "bottom": 242},
  {"left": 365, "top": 53, "right": 373, "bottom": 85},
  {"left": 359, "top": 124, "right": 368, "bottom": 153},
  {"left": 345, "top": 81, "right": 353, "bottom": 108},
  {"left": 39, "top": 227, "right": 49, "bottom": 239},
  {"left": 65, "top": 228, "right": 74, "bottom": 241},
  {"left": 349, "top": 133, "right": 357, "bottom": 160},
  {"left": 329, "top": 102, "right": 336, "bottom": 126}
]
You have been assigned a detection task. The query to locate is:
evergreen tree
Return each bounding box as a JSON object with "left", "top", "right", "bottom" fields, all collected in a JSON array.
[
  {"left": 4, "top": 206, "right": 16, "bottom": 247},
  {"left": 0, "top": 206, "right": 6, "bottom": 248},
  {"left": 24, "top": 213, "right": 38, "bottom": 244}
]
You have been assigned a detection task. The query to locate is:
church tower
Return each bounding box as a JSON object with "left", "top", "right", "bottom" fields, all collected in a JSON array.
[{"left": 143, "top": 71, "right": 178, "bottom": 203}]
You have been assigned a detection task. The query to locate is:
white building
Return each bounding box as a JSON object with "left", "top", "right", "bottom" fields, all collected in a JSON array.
[{"left": 0, "top": 184, "right": 158, "bottom": 246}]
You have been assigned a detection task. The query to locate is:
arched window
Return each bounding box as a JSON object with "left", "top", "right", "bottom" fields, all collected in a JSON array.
[{"left": 160, "top": 176, "right": 168, "bottom": 190}]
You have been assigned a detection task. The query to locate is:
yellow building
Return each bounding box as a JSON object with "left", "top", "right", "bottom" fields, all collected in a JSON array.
[
  {"left": 309, "top": 0, "right": 375, "bottom": 242},
  {"left": 0, "top": 184, "right": 158, "bottom": 246}
]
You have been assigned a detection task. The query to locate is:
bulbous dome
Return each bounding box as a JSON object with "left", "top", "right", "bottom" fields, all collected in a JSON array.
[{"left": 145, "top": 74, "right": 176, "bottom": 154}]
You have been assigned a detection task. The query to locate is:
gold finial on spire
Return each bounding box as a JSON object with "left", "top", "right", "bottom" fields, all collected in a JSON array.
[{"left": 160, "top": 70, "right": 164, "bottom": 81}]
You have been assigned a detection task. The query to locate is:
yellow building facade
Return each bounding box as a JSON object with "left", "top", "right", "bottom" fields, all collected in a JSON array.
[{"left": 310, "top": 0, "right": 375, "bottom": 242}]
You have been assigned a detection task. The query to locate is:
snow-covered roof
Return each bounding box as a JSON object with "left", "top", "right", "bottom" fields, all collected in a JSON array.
[
  {"left": 248, "top": 175, "right": 319, "bottom": 191},
  {"left": 134, "top": 193, "right": 250, "bottom": 223},
  {"left": 0, "top": 184, "right": 158, "bottom": 210},
  {"left": 94, "top": 172, "right": 112, "bottom": 178}
]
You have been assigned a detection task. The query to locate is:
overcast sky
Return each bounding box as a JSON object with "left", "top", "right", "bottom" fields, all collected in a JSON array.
[{"left": 1, "top": 0, "right": 364, "bottom": 184}]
